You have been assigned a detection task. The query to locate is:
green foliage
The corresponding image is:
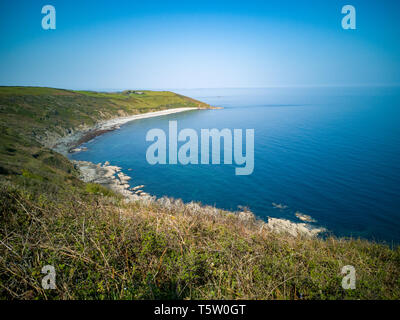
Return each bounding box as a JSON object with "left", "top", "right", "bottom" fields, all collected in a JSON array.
[
  {"left": 21, "top": 169, "right": 43, "bottom": 181},
  {"left": 85, "top": 183, "right": 116, "bottom": 197}
]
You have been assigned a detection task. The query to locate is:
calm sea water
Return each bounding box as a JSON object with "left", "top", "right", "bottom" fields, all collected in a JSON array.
[{"left": 71, "top": 87, "right": 400, "bottom": 244}]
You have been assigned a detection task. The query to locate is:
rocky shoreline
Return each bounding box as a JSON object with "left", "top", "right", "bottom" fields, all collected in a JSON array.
[
  {"left": 57, "top": 108, "right": 207, "bottom": 204},
  {"left": 55, "top": 108, "right": 326, "bottom": 238},
  {"left": 73, "top": 158, "right": 327, "bottom": 238},
  {"left": 73, "top": 160, "right": 152, "bottom": 201}
]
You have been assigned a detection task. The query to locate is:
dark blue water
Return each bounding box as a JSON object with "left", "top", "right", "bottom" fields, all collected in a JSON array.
[{"left": 71, "top": 87, "right": 400, "bottom": 244}]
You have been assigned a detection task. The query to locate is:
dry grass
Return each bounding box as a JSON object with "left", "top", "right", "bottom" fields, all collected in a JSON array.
[{"left": 1, "top": 185, "right": 399, "bottom": 300}]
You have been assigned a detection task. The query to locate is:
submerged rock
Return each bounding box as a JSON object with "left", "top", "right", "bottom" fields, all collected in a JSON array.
[{"left": 272, "top": 202, "right": 288, "bottom": 210}]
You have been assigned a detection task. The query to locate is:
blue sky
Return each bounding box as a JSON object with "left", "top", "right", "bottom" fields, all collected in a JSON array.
[{"left": 0, "top": 0, "right": 399, "bottom": 89}]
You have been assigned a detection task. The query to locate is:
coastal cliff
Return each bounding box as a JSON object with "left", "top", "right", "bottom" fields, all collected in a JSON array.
[{"left": 0, "top": 87, "right": 399, "bottom": 300}]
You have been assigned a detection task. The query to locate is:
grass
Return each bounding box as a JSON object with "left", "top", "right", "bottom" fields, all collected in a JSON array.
[
  {"left": 0, "top": 86, "right": 399, "bottom": 300},
  {"left": 1, "top": 187, "right": 399, "bottom": 300}
]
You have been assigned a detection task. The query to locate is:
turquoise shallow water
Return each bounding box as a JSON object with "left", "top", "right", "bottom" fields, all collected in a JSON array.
[{"left": 71, "top": 87, "right": 400, "bottom": 244}]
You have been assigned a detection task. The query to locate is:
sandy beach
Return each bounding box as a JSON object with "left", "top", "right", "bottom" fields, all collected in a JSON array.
[
  {"left": 96, "top": 107, "right": 198, "bottom": 131},
  {"left": 52, "top": 107, "right": 199, "bottom": 155}
]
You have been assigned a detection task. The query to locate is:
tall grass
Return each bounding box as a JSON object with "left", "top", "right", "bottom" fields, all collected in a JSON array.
[{"left": 1, "top": 186, "right": 399, "bottom": 300}]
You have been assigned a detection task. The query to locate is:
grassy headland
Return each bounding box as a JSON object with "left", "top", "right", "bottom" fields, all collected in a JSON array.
[{"left": 0, "top": 87, "right": 399, "bottom": 300}]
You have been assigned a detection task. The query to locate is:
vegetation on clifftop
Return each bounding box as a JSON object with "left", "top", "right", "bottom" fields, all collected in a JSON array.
[
  {"left": 0, "top": 87, "right": 399, "bottom": 300},
  {"left": 0, "top": 86, "right": 211, "bottom": 146}
]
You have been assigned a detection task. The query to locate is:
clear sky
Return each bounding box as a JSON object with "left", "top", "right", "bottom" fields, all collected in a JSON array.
[{"left": 0, "top": 0, "right": 399, "bottom": 90}]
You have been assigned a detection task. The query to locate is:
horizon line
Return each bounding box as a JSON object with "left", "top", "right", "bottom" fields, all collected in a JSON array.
[{"left": 1, "top": 83, "right": 400, "bottom": 92}]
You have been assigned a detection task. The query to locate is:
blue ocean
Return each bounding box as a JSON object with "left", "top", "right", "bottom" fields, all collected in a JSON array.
[{"left": 70, "top": 87, "right": 400, "bottom": 244}]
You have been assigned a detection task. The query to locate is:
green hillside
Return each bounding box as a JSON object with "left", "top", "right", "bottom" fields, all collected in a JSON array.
[{"left": 0, "top": 87, "right": 210, "bottom": 144}]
